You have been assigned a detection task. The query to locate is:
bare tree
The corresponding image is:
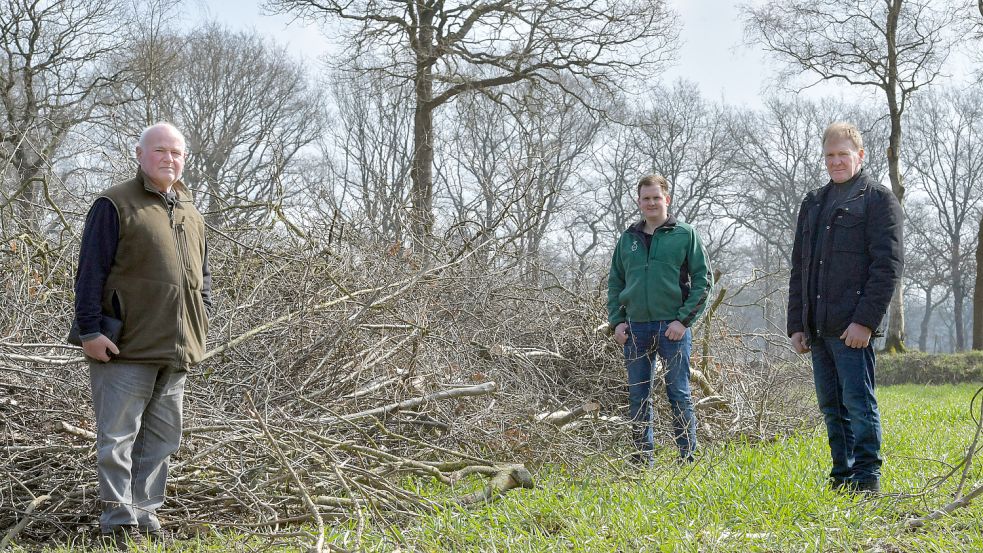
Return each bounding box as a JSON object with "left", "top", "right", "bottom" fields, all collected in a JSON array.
[
  {"left": 634, "top": 80, "right": 739, "bottom": 263},
  {"left": 724, "top": 98, "right": 831, "bottom": 263},
  {"left": 267, "top": 0, "right": 678, "bottom": 244},
  {"left": 744, "top": 0, "right": 968, "bottom": 352},
  {"left": 116, "top": 0, "right": 184, "bottom": 126},
  {"left": 438, "top": 80, "right": 600, "bottom": 280},
  {"left": 975, "top": 208, "right": 983, "bottom": 349},
  {"left": 503, "top": 89, "right": 600, "bottom": 278},
  {"left": 722, "top": 98, "right": 831, "bottom": 329},
  {"left": 0, "top": 0, "right": 127, "bottom": 237},
  {"left": 581, "top": 105, "right": 645, "bottom": 242},
  {"left": 906, "top": 200, "right": 955, "bottom": 351},
  {"left": 439, "top": 91, "right": 523, "bottom": 239},
  {"left": 974, "top": 0, "right": 983, "bottom": 350},
  {"left": 906, "top": 87, "right": 983, "bottom": 350},
  {"left": 114, "top": 24, "right": 325, "bottom": 228},
  {"left": 565, "top": 104, "right": 641, "bottom": 286},
  {"left": 324, "top": 63, "right": 414, "bottom": 241}
]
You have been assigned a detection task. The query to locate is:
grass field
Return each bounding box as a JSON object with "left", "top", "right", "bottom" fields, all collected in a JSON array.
[
  {"left": 36, "top": 384, "right": 983, "bottom": 552},
  {"left": 367, "top": 384, "right": 983, "bottom": 552}
]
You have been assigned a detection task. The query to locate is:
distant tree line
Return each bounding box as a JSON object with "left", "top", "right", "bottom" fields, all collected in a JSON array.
[{"left": 1, "top": 0, "right": 982, "bottom": 352}]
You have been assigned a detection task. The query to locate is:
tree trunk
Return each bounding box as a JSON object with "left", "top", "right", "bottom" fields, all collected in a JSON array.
[
  {"left": 410, "top": 6, "right": 436, "bottom": 245},
  {"left": 973, "top": 214, "right": 983, "bottom": 349},
  {"left": 880, "top": 1, "right": 907, "bottom": 353},
  {"left": 7, "top": 139, "right": 47, "bottom": 236},
  {"left": 919, "top": 285, "right": 934, "bottom": 351},
  {"left": 952, "top": 241, "right": 965, "bottom": 350}
]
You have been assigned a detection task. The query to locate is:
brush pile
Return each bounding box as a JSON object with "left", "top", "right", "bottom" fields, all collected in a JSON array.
[{"left": 0, "top": 224, "right": 812, "bottom": 548}]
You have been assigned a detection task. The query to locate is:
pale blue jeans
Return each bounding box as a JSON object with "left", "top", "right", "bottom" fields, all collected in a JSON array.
[{"left": 89, "top": 361, "right": 186, "bottom": 533}]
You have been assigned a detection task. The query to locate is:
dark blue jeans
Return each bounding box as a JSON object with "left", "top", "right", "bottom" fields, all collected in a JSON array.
[
  {"left": 811, "top": 335, "right": 882, "bottom": 484},
  {"left": 624, "top": 321, "right": 697, "bottom": 462}
]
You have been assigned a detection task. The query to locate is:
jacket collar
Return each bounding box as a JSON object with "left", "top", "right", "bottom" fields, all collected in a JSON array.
[
  {"left": 628, "top": 214, "right": 677, "bottom": 236},
  {"left": 135, "top": 168, "right": 187, "bottom": 201},
  {"left": 817, "top": 169, "right": 868, "bottom": 201}
]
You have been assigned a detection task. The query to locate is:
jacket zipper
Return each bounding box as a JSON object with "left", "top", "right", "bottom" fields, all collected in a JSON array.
[
  {"left": 157, "top": 190, "right": 186, "bottom": 364},
  {"left": 813, "top": 189, "right": 865, "bottom": 336}
]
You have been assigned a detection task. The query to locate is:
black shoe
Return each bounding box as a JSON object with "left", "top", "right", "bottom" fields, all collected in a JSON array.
[
  {"left": 93, "top": 526, "right": 145, "bottom": 551},
  {"left": 829, "top": 477, "right": 848, "bottom": 491},
  {"left": 629, "top": 451, "right": 655, "bottom": 468},
  {"left": 850, "top": 479, "right": 880, "bottom": 495}
]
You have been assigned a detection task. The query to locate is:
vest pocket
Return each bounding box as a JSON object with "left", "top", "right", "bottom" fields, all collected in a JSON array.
[{"left": 176, "top": 223, "right": 193, "bottom": 272}]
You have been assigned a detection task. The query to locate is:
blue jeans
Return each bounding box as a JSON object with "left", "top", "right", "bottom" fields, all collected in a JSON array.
[
  {"left": 89, "top": 361, "right": 186, "bottom": 532},
  {"left": 624, "top": 321, "right": 697, "bottom": 461},
  {"left": 811, "top": 336, "right": 882, "bottom": 484}
]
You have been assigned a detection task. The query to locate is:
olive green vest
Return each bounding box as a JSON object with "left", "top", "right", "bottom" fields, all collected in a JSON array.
[{"left": 100, "top": 170, "right": 208, "bottom": 366}]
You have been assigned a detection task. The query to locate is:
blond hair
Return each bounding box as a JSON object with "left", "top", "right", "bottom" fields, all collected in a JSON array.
[{"left": 822, "top": 122, "right": 863, "bottom": 151}]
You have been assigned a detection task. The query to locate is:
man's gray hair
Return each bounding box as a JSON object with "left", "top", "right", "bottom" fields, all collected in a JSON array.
[{"left": 138, "top": 122, "right": 186, "bottom": 150}]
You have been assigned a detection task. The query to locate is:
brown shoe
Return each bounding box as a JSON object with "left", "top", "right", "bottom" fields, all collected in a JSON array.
[
  {"left": 140, "top": 526, "right": 174, "bottom": 546},
  {"left": 93, "top": 526, "right": 146, "bottom": 551}
]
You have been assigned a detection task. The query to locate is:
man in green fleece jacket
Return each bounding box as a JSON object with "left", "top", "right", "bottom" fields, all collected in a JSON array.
[{"left": 607, "top": 174, "right": 713, "bottom": 465}]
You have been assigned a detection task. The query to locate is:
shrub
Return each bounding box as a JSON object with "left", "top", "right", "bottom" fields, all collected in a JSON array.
[{"left": 878, "top": 351, "right": 983, "bottom": 385}]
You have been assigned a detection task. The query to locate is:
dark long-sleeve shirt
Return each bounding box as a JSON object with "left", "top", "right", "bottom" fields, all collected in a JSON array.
[{"left": 74, "top": 196, "right": 212, "bottom": 341}]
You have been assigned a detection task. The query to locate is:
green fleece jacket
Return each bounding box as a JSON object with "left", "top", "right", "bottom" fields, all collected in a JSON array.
[{"left": 607, "top": 216, "right": 713, "bottom": 329}]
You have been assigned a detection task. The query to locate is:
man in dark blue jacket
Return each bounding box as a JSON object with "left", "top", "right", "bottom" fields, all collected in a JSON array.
[{"left": 787, "top": 122, "right": 903, "bottom": 494}]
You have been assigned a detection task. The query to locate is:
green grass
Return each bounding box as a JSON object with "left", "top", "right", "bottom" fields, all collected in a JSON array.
[
  {"left": 374, "top": 384, "right": 983, "bottom": 552},
  {"left": 29, "top": 384, "right": 983, "bottom": 552}
]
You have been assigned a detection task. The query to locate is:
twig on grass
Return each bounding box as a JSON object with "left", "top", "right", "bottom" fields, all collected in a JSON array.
[
  {"left": 905, "top": 385, "right": 983, "bottom": 530},
  {"left": 0, "top": 494, "right": 51, "bottom": 549},
  {"left": 954, "top": 386, "right": 983, "bottom": 499},
  {"left": 906, "top": 483, "right": 983, "bottom": 529}
]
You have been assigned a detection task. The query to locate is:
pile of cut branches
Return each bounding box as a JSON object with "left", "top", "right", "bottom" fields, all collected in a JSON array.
[{"left": 0, "top": 225, "right": 812, "bottom": 549}]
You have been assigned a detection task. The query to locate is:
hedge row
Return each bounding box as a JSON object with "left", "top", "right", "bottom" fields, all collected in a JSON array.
[{"left": 878, "top": 350, "right": 983, "bottom": 385}]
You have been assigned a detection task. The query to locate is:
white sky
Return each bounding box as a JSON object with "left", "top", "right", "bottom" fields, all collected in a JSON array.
[
  {"left": 194, "top": 0, "right": 976, "bottom": 109},
  {"left": 661, "top": 0, "right": 771, "bottom": 106},
  {"left": 193, "top": 0, "right": 781, "bottom": 106},
  {"left": 192, "top": 0, "right": 333, "bottom": 64}
]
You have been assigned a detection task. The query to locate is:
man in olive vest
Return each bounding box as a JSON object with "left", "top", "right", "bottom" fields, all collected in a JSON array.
[{"left": 74, "top": 122, "right": 211, "bottom": 547}]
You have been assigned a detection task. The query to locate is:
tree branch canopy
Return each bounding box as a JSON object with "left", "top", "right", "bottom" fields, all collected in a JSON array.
[
  {"left": 270, "top": 0, "right": 678, "bottom": 108},
  {"left": 742, "top": 0, "right": 962, "bottom": 98},
  {"left": 267, "top": 0, "right": 678, "bottom": 238}
]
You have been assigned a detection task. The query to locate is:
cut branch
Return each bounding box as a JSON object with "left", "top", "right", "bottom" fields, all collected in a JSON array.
[{"left": 330, "top": 381, "right": 498, "bottom": 423}]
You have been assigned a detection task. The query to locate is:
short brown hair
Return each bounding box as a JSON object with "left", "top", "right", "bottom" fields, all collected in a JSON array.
[
  {"left": 822, "top": 122, "right": 864, "bottom": 151},
  {"left": 637, "top": 174, "right": 670, "bottom": 196}
]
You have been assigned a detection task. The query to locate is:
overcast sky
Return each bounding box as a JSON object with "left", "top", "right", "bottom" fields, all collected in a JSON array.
[
  {"left": 194, "top": 0, "right": 975, "bottom": 109},
  {"left": 661, "top": 0, "right": 773, "bottom": 106}
]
